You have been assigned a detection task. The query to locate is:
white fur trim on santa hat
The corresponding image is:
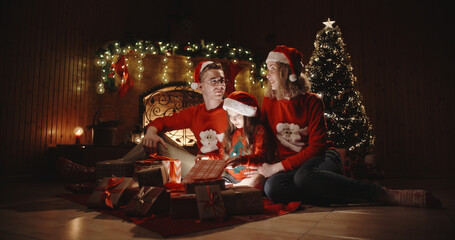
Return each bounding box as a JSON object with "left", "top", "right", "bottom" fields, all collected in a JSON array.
[
  {"left": 200, "top": 61, "right": 213, "bottom": 72},
  {"left": 266, "top": 51, "right": 290, "bottom": 65},
  {"left": 190, "top": 82, "right": 199, "bottom": 89},
  {"left": 289, "top": 74, "right": 297, "bottom": 82},
  {"left": 223, "top": 98, "right": 257, "bottom": 117}
]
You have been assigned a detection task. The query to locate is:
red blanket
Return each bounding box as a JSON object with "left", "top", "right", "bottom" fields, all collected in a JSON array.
[{"left": 58, "top": 193, "right": 304, "bottom": 238}]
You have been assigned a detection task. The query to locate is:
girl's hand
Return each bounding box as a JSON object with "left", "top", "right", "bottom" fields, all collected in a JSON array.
[
  {"left": 225, "top": 157, "right": 242, "bottom": 167},
  {"left": 258, "top": 162, "right": 284, "bottom": 178}
]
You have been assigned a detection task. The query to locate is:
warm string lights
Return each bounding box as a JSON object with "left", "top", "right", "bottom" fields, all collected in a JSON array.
[{"left": 95, "top": 40, "right": 264, "bottom": 94}]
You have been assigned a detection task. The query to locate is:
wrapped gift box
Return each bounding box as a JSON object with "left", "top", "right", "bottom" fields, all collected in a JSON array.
[
  {"left": 121, "top": 181, "right": 140, "bottom": 204},
  {"left": 95, "top": 159, "right": 134, "bottom": 180},
  {"left": 125, "top": 186, "right": 170, "bottom": 217},
  {"left": 162, "top": 159, "right": 182, "bottom": 184},
  {"left": 195, "top": 185, "right": 225, "bottom": 220},
  {"left": 184, "top": 178, "right": 225, "bottom": 194},
  {"left": 86, "top": 177, "right": 134, "bottom": 209},
  {"left": 136, "top": 165, "right": 168, "bottom": 187},
  {"left": 221, "top": 186, "right": 263, "bottom": 215},
  {"left": 134, "top": 160, "right": 161, "bottom": 179},
  {"left": 183, "top": 160, "right": 226, "bottom": 184},
  {"left": 170, "top": 192, "right": 198, "bottom": 219}
]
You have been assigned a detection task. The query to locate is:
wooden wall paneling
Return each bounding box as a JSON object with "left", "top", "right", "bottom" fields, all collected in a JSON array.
[
  {"left": 7, "top": 2, "right": 18, "bottom": 175},
  {"left": 29, "top": 0, "right": 40, "bottom": 171},
  {"left": 46, "top": 1, "right": 58, "bottom": 148},
  {"left": 65, "top": 0, "right": 74, "bottom": 146},
  {"left": 23, "top": 2, "right": 36, "bottom": 174},
  {"left": 54, "top": 0, "right": 65, "bottom": 146},
  {"left": 35, "top": 2, "right": 46, "bottom": 174},
  {"left": 58, "top": 0, "right": 68, "bottom": 145},
  {"left": 77, "top": 0, "right": 87, "bottom": 145},
  {"left": 12, "top": 2, "right": 27, "bottom": 175},
  {"left": 73, "top": 0, "right": 82, "bottom": 146},
  {"left": 61, "top": 0, "right": 70, "bottom": 146},
  {"left": 40, "top": 1, "right": 53, "bottom": 170},
  {"left": 0, "top": 1, "right": 11, "bottom": 176}
]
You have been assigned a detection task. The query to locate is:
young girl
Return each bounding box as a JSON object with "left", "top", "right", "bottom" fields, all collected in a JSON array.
[
  {"left": 259, "top": 45, "right": 441, "bottom": 208},
  {"left": 221, "top": 91, "right": 268, "bottom": 189}
]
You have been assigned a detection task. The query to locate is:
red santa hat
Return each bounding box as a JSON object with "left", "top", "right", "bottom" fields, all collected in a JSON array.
[
  {"left": 191, "top": 60, "right": 214, "bottom": 89},
  {"left": 266, "top": 45, "right": 303, "bottom": 82},
  {"left": 223, "top": 91, "right": 259, "bottom": 117}
]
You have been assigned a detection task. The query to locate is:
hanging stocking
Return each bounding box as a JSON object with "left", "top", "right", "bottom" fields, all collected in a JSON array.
[{"left": 114, "top": 55, "right": 134, "bottom": 97}]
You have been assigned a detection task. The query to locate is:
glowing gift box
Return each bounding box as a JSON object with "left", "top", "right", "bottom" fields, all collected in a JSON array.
[{"left": 162, "top": 159, "right": 182, "bottom": 183}]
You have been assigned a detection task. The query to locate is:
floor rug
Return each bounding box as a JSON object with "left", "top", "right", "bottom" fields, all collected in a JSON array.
[{"left": 58, "top": 193, "right": 303, "bottom": 238}]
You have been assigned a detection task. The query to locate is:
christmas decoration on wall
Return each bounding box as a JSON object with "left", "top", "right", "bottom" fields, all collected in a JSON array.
[
  {"left": 94, "top": 40, "right": 267, "bottom": 95},
  {"left": 306, "top": 18, "right": 375, "bottom": 155}
]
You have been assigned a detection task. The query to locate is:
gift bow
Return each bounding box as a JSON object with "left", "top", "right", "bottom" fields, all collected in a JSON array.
[
  {"left": 200, "top": 185, "right": 224, "bottom": 220},
  {"left": 99, "top": 176, "right": 124, "bottom": 208}
]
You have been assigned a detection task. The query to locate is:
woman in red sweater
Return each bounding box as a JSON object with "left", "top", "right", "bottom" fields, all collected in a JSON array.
[{"left": 259, "top": 45, "right": 441, "bottom": 208}]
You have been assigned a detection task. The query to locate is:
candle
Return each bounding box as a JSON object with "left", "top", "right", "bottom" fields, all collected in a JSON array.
[{"left": 74, "top": 126, "right": 84, "bottom": 145}]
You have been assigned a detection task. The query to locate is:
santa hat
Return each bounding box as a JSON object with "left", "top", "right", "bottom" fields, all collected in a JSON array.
[
  {"left": 223, "top": 91, "right": 259, "bottom": 117},
  {"left": 266, "top": 45, "right": 303, "bottom": 82},
  {"left": 191, "top": 61, "right": 214, "bottom": 89}
]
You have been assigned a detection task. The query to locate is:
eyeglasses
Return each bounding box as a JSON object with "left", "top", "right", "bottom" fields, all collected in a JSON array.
[{"left": 202, "top": 78, "right": 226, "bottom": 86}]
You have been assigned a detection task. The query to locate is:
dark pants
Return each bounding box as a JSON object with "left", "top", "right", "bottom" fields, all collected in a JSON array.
[{"left": 264, "top": 149, "right": 380, "bottom": 204}]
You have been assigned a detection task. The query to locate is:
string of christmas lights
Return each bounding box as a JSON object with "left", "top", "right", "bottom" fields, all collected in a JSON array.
[{"left": 94, "top": 40, "right": 266, "bottom": 94}]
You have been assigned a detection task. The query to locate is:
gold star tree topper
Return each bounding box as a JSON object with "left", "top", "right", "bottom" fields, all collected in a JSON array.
[{"left": 323, "top": 18, "right": 335, "bottom": 28}]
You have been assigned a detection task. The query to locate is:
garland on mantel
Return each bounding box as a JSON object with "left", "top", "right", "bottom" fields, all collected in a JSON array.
[{"left": 94, "top": 40, "right": 268, "bottom": 94}]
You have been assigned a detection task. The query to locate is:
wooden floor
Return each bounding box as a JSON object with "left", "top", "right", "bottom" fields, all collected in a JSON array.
[{"left": 0, "top": 178, "right": 454, "bottom": 240}]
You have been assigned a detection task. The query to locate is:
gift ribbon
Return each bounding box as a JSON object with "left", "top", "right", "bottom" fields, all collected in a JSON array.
[
  {"left": 97, "top": 176, "right": 124, "bottom": 208},
  {"left": 147, "top": 153, "right": 175, "bottom": 161},
  {"left": 169, "top": 160, "right": 177, "bottom": 183}
]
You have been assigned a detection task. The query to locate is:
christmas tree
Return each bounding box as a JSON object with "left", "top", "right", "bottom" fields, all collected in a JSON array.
[{"left": 306, "top": 18, "right": 375, "bottom": 155}]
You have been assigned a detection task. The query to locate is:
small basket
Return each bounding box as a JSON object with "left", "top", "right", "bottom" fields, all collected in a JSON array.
[{"left": 88, "top": 106, "right": 120, "bottom": 146}]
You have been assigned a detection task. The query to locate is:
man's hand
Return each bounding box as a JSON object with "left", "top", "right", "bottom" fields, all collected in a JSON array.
[
  {"left": 258, "top": 162, "right": 284, "bottom": 178},
  {"left": 143, "top": 126, "right": 167, "bottom": 153}
]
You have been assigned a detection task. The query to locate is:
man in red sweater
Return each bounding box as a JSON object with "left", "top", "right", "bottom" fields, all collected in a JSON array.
[{"left": 144, "top": 61, "right": 228, "bottom": 161}]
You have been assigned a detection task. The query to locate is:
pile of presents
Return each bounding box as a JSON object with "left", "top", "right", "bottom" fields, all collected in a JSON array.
[{"left": 86, "top": 154, "right": 263, "bottom": 220}]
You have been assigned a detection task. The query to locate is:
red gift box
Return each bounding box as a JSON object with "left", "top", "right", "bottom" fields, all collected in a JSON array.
[
  {"left": 86, "top": 176, "right": 134, "bottom": 209},
  {"left": 195, "top": 185, "right": 225, "bottom": 220}
]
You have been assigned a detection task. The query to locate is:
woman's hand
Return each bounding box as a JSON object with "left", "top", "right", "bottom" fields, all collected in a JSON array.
[
  {"left": 143, "top": 126, "right": 167, "bottom": 153},
  {"left": 225, "top": 157, "right": 242, "bottom": 167},
  {"left": 258, "top": 162, "right": 284, "bottom": 178}
]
